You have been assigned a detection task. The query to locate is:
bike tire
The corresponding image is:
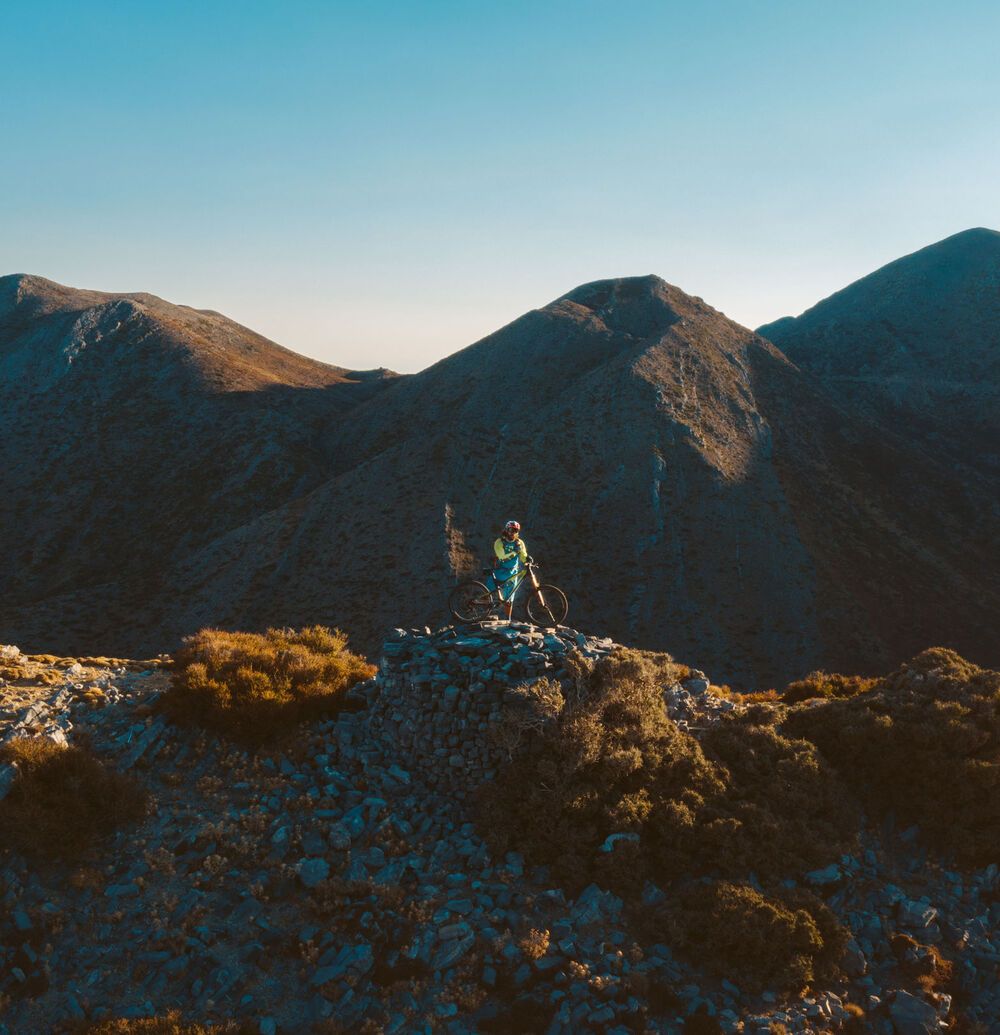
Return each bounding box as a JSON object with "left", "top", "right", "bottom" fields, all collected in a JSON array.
[
  {"left": 526, "top": 584, "right": 568, "bottom": 627},
  {"left": 449, "top": 580, "right": 494, "bottom": 623}
]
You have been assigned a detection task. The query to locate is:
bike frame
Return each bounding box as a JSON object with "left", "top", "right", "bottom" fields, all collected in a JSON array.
[{"left": 486, "top": 562, "right": 543, "bottom": 612}]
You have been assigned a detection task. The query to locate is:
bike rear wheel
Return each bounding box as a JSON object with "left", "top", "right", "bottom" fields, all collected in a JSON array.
[
  {"left": 526, "top": 584, "right": 568, "bottom": 626},
  {"left": 449, "top": 581, "right": 494, "bottom": 623}
]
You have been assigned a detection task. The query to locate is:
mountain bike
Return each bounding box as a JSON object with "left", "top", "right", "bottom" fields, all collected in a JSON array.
[{"left": 448, "top": 558, "right": 569, "bottom": 626}]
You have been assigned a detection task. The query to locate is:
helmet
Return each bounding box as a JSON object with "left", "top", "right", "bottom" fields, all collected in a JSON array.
[{"left": 504, "top": 520, "right": 521, "bottom": 535}]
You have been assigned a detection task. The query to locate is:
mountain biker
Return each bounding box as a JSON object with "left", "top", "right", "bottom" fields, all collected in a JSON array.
[{"left": 489, "top": 519, "right": 528, "bottom": 619}]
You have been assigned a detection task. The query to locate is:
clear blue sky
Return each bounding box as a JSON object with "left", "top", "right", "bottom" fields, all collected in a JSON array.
[{"left": 2, "top": 1, "right": 998, "bottom": 372}]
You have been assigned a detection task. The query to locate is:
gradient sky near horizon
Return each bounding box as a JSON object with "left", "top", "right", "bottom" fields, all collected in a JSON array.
[{"left": 3, "top": 1, "right": 999, "bottom": 373}]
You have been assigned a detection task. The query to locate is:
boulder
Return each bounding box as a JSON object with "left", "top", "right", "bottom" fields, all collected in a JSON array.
[
  {"left": 898, "top": 899, "right": 937, "bottom": 929},
  {"left": 842, "top": 938, "right": 867, "bottom": 978},
  {"left": 0, "top": 762, "right": 18, "bottom": 802},
  {"left": 297, "top": 858, "right": 330, "bottom": 889},
  {"left": 890, "top": 990, "right": 941, "bottom": 1034}
]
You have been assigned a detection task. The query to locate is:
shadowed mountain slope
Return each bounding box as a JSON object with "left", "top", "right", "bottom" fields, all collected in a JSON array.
[
  {"left": 0, "top": 274, "right": 398, "bottom": 647},
  {"left": 3, "top": 265, "right": 999, "bottom": 685},
  {"left": 758, "top": 227, "right": 1000, "bottom": 473}
]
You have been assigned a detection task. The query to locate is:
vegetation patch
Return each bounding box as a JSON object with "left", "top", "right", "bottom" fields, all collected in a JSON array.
[
  {"left": 479, "top": 649, "right": 857, "bottom": 897},
  {"left": 80, "top": 1014, "right": 251, "bottom": 1034},
  {"left": 890, "top": 932, "right": 955, "bottom": 996},
  {"left": 476, "top": 649, "right": 860, "bottom": 986},
  {"left": 0, "top": 661, "right": 29, "bottom": 681},
  {"left": 783, "top": 648, "right": 1000, "bottom": 864},
  {"left": 0, "top": 739, "right": 147, "bottom": 861},
  {"left": 665, "top": 881, "right": 846, "bottom": 993},
  {"left": 164, "top": 626, "right": 375, "bottom": 744},
  {"left": 782, "top": 670, "right": 876, "bottom": 704}
]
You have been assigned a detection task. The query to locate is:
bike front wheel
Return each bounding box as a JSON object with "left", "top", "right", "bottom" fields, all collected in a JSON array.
[
  {"left": 526, "top": 584, "right": 568, "bottom": 626},
  {"left": 449, "top": 581, "right": 494, "bottom": 623}
]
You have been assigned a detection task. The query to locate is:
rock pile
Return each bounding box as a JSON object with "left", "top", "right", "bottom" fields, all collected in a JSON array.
[{"left": 364, "top": 622, "right": 617, "bottom": 797}]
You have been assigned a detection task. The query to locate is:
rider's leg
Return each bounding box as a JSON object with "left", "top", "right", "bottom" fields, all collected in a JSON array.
[{"left": 500, "top": 579, "right": 513, "bottom": 620}]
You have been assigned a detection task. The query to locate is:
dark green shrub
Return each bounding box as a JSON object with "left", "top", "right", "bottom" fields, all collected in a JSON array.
[
  {"left": 666, "top": 881, "right": 843, "bottom": 993},
  {"left": 783, "top": 648, "right": 1000, "bottom": 864},
  {"left": 0, "top": 738, "right": 147, "bottom": 860},
  {"left": 164, "top": 626, "right": 375, "bottom": 744},
  {"left": 683, "top": 1010, "right": 723, "bottom": 1034},
  {"left": 477, "top": 649, "right": 857, "bottom": 894}
]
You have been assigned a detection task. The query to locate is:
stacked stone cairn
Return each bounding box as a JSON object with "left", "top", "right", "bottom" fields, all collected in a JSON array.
[
  {"left": 365, "top": 620, "right": 739, "bottom": 801},
  {"left": 363, "top": 622, "right": 616, "bottom": 797}
]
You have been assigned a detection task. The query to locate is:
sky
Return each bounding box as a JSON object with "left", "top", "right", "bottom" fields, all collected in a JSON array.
[{"left": 2, "top": 1, "right": 999, "bottom": 373}]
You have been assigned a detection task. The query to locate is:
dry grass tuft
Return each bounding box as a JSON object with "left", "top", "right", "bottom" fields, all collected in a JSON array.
[
  {"left": 710, "top": 684, "right": 782, "bottom": 705},
  {"left": 164, "top": 626, "right": 375, "bottom": 744},
  {"left": 783, "top": 648, "right": 1000, "bottom": 864},
  {"left": 80, "top": 1013, "right": 253, "bottom": 1033},
  {"left": 890, "top": 932, "right": 955, "bottom": 995},
  {"left": 517, "top": 928, "right": 551, "bottom": 960},
  {"left": 0, "top": 739, "right": 147, "bottom": 860}
]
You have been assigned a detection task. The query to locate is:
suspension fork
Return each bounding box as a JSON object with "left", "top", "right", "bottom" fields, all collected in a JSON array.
[{"left": 529, "top": 564, "right": 546, "bottom": 605}]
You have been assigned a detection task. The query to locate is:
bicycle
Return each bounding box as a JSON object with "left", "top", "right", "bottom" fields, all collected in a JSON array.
[{"left": 448, "top": 558, "right": 569, "bottom": 627}]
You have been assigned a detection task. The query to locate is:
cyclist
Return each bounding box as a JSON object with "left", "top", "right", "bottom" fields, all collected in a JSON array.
[{"left": 488, "top": 519, "right": 528, "bottom": 619}]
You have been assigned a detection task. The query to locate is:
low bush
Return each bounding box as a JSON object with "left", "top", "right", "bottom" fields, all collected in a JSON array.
[
  {"left": 0, "top": 739, "right": 147, "bottom": 860},
  {"left": 783, "top": 648, "right": 1000, "bottom": 864},
  {"left": 783, "top": 671, "right": 876, "bottom": 704},
  {"left": 164, "top": 626, "right": 375, "bottom": 744},
  {"left": 665, "top": 881, "right": 845, "bottom": 993}
]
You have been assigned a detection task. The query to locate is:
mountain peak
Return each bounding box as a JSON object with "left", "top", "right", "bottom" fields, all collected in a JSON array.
[
  {"left": 557, "top": 273, "right": 669, "bottom": 306},
  {"left": 933, "top": 225, "right": 1000, "bottom": 246},
  {"left": 896, "top": 226, "right": 1000, "bottom": 269},
  {"left": 755, "top": 227, "right": 1000, "bottom": 476},
  {"left": 546, "top": 275, "right": 687, "bottom": 341}
]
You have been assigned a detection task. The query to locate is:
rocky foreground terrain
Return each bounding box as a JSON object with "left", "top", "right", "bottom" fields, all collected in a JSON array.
[{"left": 1, "top": 628, "right": 998, "bottom": 1034}]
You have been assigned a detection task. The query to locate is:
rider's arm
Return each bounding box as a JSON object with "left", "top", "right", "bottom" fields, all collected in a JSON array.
[
  {"left": 517, "top": 539, "right": 528, "bottom": 563},
  {"left": 494, "top": 537, "right": 506, "bottom": 565}
]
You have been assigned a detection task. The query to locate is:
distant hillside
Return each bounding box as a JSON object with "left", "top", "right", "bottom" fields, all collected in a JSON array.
[
  {"left": 0, "top": 274, "right": 399, "bottom": 649},
  {"left": 2, "top": 259, "right": 999, "bottom": 685},
  {"left": 758, "top": 227, "right": 1000, "bottom": 473}
]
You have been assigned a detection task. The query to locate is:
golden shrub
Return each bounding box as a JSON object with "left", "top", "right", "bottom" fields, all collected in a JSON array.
[
  {"left": 783, "top": 670, "right": 876, "bottom": 704},
  {"left": 667, "top": 881, "right": 839, "bottom": 993},
  {"left": 164, "top": 626, "right": 375, "bottom": 744}
]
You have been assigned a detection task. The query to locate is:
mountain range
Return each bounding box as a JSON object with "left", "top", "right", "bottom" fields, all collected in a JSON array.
[{"left": 2, "top": 228, "right": 998, "bottom": 686}]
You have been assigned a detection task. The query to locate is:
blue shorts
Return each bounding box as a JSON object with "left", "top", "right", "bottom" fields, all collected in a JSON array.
[{"left": 487, "top": 563, "right": 524, "bottom": 602}]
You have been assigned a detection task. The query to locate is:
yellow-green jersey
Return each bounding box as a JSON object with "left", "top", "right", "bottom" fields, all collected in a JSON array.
[{"left": 494, "top": 536, "right": 528, "bottom": 566}]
